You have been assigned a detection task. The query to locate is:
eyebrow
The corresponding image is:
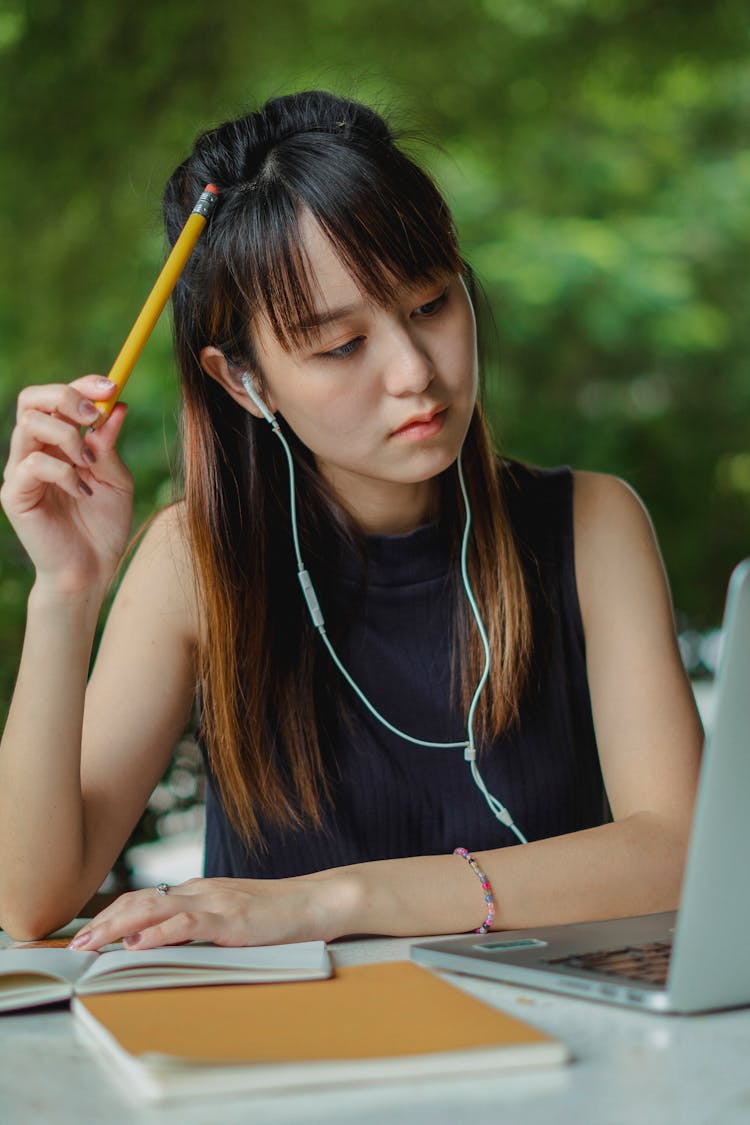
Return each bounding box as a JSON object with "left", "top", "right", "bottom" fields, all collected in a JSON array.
[
  {"left": 293, "top": 303, "right": 362, "bottom": 334},
  {"left": 288, "top": 272, "right": 450, "bottom": 341}
]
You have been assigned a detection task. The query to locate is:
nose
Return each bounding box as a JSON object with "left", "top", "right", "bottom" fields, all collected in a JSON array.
[{"left": 382, "top": 324, "right": 435, "bottom": 397}]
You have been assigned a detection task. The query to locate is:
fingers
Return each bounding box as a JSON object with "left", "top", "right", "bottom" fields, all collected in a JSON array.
[
  {"left": 65, "top": 877, "right": 310, "bottom": 952},
  {"left": 7, "top": 408, "right": 96, "bottom": 476},
  {"left": 83, "top": 402, "right": 134, "bottom": 491},
  {"left": 4, "top": 378, "right": 129, "bottom": 507},
  {"left": 15, "top": 376, "right": 117, "bottom": 428},
  {"left": 122, "top": 911, "right": 226, "bottom": 950},
  {"left": 68, "top": 883, "right": 200, "bottom": 950},
  {"left": 9, "top": 449, "right": 94, "bottom": 507},
  {"left": 86, "top": 401, "right": 128, "bottom": 456},
  {"left": 6, "top": 377, "right": 117, "bottom": 475},
  {"left": 66, "top": 880, "right": 251, "bottom": 951}
]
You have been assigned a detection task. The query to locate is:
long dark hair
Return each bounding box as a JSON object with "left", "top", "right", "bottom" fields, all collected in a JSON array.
[{"left": 163, "top": 91, "right": 531, "bottom": 848}]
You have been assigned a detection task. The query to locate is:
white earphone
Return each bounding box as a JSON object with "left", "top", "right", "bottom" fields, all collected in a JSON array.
[
  {"left": 240, "top": 370, "right": 526, "bottom": 843},
  {"left": 242, "top": 374, "right": 277, "bottom": 426}
]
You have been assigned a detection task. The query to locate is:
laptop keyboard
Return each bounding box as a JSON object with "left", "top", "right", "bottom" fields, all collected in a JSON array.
[{"left": 546, "top": 939, "right": 673, "bottom": 985}]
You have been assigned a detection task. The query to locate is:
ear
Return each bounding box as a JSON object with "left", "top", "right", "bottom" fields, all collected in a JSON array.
[{"left": 199, "top": 346, "right": 276, "bottom": 419}]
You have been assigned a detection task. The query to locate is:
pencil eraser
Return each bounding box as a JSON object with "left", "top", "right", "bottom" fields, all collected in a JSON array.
[{"left": 205, "top": 184, "right": 219, "bottom": 194}]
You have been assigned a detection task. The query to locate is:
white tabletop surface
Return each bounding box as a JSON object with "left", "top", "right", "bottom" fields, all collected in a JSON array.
[{"left": 1, "top": 931, "right": 750, "bottom": 1125}]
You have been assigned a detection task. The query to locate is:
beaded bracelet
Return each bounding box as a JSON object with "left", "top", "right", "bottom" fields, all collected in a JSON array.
[{"left": 453, "top": 847, "right": 496, "bottom": 934}]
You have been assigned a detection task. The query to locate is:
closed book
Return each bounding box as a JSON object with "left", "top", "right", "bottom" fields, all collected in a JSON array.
[{"left": 72, "top": 960, "right": 569, "bottom": 1102}]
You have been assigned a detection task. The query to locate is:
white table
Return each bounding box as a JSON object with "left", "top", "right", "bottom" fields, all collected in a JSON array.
[{"left": 2, "top": 933, "right": 749, "bottom": 1124}]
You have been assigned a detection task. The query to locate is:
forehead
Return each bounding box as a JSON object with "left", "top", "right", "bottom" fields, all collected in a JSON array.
[{"left": 296, "top": 210, "right": 363, "bottom": 311}]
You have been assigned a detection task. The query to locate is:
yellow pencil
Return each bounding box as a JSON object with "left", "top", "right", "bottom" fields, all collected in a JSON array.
[{"left": 91, "top": 183, "right": 219, "bottom": 426}]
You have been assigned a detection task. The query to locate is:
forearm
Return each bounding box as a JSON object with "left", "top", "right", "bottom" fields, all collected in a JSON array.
[
  {"left": 320, "top": 812, "right": 690, "bottom": 940},
  {"left": 68, "top": 812, "right": 691, "bottom": 953},
  {"left": 0, "top": 583, "right": 105, "bottom": 935}
]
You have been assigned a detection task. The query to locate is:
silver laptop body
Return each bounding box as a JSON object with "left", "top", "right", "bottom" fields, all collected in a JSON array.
[{"left": 412, "top": 559, "right": 750, "bottom": 1014}]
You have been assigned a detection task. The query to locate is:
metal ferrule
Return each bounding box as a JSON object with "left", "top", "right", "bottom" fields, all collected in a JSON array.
[{"left": 192, "top": 189, "right": 219, "bottom": 219}]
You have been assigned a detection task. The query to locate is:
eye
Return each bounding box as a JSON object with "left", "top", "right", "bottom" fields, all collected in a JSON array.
[
  {"left": 320, "top": 336, "right": 364, "bottom": 360},
  {"left": 413, "top": 290, "right": 448, "bottom": 318}
]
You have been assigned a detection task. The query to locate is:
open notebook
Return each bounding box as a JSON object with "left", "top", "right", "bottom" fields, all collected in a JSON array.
[
  {"left": 0, "top": 940, "right": 331, "bottom": 1012},
  {"left": 413, "top": 558, "right": 750, "bottom": 1014}
]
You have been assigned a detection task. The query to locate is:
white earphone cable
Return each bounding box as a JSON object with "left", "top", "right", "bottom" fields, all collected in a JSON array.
[{"left": 240, "top": 372, "right": 527, "bottom": 841}]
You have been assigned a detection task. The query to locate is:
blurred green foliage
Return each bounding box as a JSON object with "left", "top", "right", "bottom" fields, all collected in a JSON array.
[{"left": 1, "top": 0, "right": 749, "bottom": 732}]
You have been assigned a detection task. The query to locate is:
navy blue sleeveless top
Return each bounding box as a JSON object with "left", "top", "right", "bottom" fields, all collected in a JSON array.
[{"left": 203, "top": 461, "right": 607, "bottom": 878}]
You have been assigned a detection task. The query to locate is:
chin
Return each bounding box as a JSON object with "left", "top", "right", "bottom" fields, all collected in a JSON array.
[{"left": 397, "top": 445, "right": 463, "bottom": 485}]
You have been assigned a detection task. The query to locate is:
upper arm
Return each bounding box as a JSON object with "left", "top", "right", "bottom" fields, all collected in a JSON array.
[
  {"left": 79, "top": 503, "right": 199, "bottom": 879},
  {"left": 573, "top": 471, "right": 703, "bottom": 832}
]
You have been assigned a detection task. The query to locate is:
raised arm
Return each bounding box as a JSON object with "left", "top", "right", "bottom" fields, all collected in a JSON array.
[
  {"left": 0, "top": 379, "right": 197, "bottom": 939},
  {"left": 67, "top": 471, "right": 705, "bottom": 951}
]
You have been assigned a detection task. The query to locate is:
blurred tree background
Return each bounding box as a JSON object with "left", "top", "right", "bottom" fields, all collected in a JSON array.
[{"left": 1, "top": 0, "right": 748, "bottom": 723}]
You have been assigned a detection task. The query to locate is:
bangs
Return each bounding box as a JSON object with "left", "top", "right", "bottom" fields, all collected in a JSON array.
[{"left": 207, "top": 132, "right": 462, "bottom": 355}]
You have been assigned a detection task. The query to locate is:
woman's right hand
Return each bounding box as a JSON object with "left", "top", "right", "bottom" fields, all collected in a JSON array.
[{"left": 0, "top": 376, "right": 134, "bottom": 597}]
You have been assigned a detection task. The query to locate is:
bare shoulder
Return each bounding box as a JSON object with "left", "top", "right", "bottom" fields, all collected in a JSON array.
[
  {"left": 571, "top": 470, "right": 666, "bottom": 628},
  {"left": 572, "top": 470, "right": 655, "bottom": 550},
  {"left": 131, "top": 500, "right": 192, "bottom": 571}
]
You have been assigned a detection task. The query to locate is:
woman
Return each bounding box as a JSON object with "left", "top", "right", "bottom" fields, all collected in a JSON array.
[{"left": 0, "top": 91, "right": 702, "bottom": 947}]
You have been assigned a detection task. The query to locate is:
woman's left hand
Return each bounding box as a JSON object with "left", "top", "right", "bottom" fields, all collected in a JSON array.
[{"left": 66, "top": 875, "right": 349, "bottom": 951}]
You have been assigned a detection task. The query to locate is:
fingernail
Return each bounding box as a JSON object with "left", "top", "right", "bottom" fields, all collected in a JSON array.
[
  {"left": 95, "top": 378, "right": 116, "bottom": 391},
  {"left": 81, "top": 445, "right": 96, "bottom": 464},
  {"left": 123, "top": 933, "right": 142, "bottom": 947},
  {"left": 79, "top": 399, "right": 100, "bottom": 420},
  {"left": 77, "top": 479, "right": 93, "bottom": 497},
  {"left": 67, "top": 930, "right": 94, "bottom": 950}
]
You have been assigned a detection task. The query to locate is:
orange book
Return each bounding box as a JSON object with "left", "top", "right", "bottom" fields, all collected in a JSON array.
[{"left": 72, "top": 960, "right": 569, "bottom": 1103}]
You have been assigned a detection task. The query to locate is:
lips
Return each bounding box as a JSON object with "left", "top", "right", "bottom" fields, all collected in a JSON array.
[{"left": 391, "top": 405, "right": 446, "bottom": 437}]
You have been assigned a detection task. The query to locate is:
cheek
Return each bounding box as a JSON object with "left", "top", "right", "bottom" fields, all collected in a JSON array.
[
  {"left": 278, "top": 382, "right": 379, "bottom": 452},
  {"left": 265, "top": 355, "right": 362, "bottom": 429},
  {"left": 442, "top": 313, "right": 478, "bottom": 395}
]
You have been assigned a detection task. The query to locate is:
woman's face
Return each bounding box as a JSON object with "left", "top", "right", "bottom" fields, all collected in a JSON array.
[{"left": 250, "top": 214, "right": 478, "bottom": 533}]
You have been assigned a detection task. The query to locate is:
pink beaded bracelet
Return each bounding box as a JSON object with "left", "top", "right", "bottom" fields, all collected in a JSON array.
[{"left": 453, "top": 847, "right": 496, "bottom": 934}]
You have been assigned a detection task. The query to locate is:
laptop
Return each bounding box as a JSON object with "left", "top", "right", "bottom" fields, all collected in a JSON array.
[{"left": 412, "top": 558, "right": 750, "bottom": 1014}]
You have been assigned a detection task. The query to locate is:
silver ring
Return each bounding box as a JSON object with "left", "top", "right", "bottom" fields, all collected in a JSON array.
[{"left": 155, "top": 882, "right": 170, "bottom": 896}]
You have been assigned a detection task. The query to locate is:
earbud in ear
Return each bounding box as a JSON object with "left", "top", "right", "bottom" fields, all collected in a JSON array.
[{"left": 240, "top": 371, "right": 277, "bottom": 426}]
